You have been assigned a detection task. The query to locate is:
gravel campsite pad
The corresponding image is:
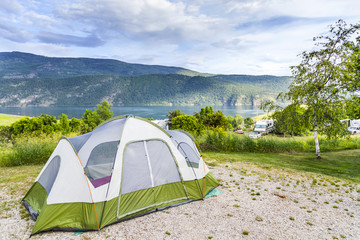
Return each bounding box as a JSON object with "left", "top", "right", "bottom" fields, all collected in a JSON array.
[{"left": 1, "top": 162, "right": 359, "bottom": 240}]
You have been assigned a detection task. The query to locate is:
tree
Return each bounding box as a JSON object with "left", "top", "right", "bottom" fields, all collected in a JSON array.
[
  {"left": 69, "top": 118, "right": 81, "bottom": 132},
  {"left": 194, "top": 106, "right": 214, "bottom": 122},
  {"left": 194, "top": 107, "right": 231, "bottom": 130},
  {"left": 227, "top": 114, "right": 244, "bottom": 128},
  {"left": 95, "top": 101, "right": 113, "bottom": 121},
  {"left": 270, "top": 104, "right": 310, "bottom": 137},
  {"left": 81, "top": 110, "right": 100, "bottom": 133},
  {"left": 346, "top": 95, "right": 360, "bottom": 119},
  {"left": 170, "top": 115, "right": 205, "bottom": 134},
  {"left": 244, "top": 117, "right": 255, "bottom": 128},
  {"left": 81, "top": 101, "right": 113, "bottom": 133},
  {"left": 59, "top": 114, "right": 70, "bottom": 134},
  {"left": 280, "top": 20, "right": 360, "bottom": 159},
  {"left": 167, "top": 109, "right": 183, "bottom": 121}
]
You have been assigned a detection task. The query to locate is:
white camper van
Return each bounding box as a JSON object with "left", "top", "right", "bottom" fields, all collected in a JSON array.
[
  {"left": 254, "top": 119, "right": 274, "bottom": 135},
  {"left": 348, "top": 119, "right": 360, "bottom": 134}
]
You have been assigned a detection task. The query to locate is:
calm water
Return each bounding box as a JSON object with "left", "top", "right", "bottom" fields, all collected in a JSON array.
[{"left": 0, "top": 105, "right": 264, "bottom": 119}]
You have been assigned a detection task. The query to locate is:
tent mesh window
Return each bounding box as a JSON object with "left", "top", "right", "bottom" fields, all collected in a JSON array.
[
  {"left": 121, "top": 141, "right": 152, "bottom": 194},
  {"left": 84, "top": 141, "right": 119, "bottom": 187},
  {"left": 178, "top": 142, "right": 200, "bottom": 168},
  {"left": 146, "top": 140, "right": 181, "bottom": 186},
  {"left": 38, "top": 155, "right": 61, "bottom": 194},
  {"left": 121, "top": 140, "right": 181, "bottom": 194}
]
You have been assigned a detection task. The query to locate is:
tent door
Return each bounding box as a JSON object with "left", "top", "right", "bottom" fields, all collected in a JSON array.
[{"left": 117, "top": 140, "right": 188, "bottom": 219}]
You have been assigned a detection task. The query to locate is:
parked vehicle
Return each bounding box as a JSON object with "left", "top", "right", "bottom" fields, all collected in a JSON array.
[
  {"left": 233, "top": 128, "right": 244, "bottom": 134},
  {"left": 249, "top": 131, "right": 262, "bottom": 139},
  {"left": 350, "top": 119, "right": 360, "bottom": 127},
  {"left": 254, "top": 119, "right": 274, "bottom": 135},
  {"left": 348, "top": 126, "right": 360, "bottom": 134},
  {"left": 346, "top": 119, "right": 360, "bottom": 134}
]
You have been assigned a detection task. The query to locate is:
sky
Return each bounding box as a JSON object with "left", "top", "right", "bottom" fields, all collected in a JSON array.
[{"left": 0, "top": 0, "right": 359, "bottom": 76}]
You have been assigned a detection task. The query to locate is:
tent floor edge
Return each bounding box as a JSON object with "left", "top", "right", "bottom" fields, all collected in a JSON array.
[
  {"left": 30, "top": 226, "right": 100, "bottom": 237},
  {"left": 103, "top": 198, "right": 203, "bottom": 230}
]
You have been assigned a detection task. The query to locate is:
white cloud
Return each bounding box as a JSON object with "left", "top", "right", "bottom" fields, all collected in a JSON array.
[
  {"left": 0, "top": 0, "right": 359, "bottom": 75},
  {"left": 0, "top": 0, "right": 24, "bottom": 14},
  {"left": 54, "top": 0, "right": 224, "bottom": 43}
]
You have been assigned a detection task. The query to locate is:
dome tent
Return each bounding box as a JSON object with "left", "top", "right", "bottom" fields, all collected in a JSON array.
[{"left": 23, "top": 116, "right": 218, "bottom": 235}]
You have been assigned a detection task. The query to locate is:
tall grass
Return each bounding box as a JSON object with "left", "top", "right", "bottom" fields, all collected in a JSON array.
[
  {"left": 0, "top": 134, "right": 59, "bottom": 167},
  {"left": 197, "top": 129, "right": 360, "bottom": 153}
]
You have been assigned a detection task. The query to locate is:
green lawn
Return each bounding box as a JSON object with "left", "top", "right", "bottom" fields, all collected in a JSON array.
[
  {"left": 0, "top": 113, "right": 23, "bottom": 126},
  {"left": 203, "top": 149, "right": 360, "bottom": 183},
  {"left": 0, "top": 165, "right": 43, "bottom": 197}
]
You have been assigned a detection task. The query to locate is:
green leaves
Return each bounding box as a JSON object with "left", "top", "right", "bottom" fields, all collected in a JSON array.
[
  {"left": 266, "top": 20, "right": 360, "bottom": 158},
  {"left": 169, "top": 106, "right": 233, "bottom": 134},
  {"left": 80, "top": 101, "right": 113, "bottom": 133}
]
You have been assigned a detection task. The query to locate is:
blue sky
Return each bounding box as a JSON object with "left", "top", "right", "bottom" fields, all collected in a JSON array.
[{"left": 0, "top": 0, "right": 359, "bottom": 75}]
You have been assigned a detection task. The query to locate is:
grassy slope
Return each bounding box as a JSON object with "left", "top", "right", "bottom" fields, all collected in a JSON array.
[
  {"left": 252, "top": 112, "right": 273, "bottom": 121},
  {"left": 203, "top": 149, "right": 360, "bottom": 183},
  {"left": 0, "top": 113, "right": 23, "bottom": 126}
]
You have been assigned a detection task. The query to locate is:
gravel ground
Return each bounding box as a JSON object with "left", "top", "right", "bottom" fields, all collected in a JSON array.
[{"left": 1, "top": 161, "right": 359, "bottom": 240}]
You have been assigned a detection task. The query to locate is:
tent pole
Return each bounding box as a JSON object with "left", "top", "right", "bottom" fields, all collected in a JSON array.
[{"left": 75, "top": 153, "right": 100, "bottom": 230}]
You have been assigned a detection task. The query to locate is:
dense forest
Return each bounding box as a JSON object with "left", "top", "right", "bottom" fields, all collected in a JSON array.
[{"left": 0, "top": 52, "right": 290, "bottom": 106}]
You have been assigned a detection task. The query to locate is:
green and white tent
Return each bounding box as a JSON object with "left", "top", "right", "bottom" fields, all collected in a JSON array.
[{"left": 23, "top": 116, "right": 218, "bottom": 235}]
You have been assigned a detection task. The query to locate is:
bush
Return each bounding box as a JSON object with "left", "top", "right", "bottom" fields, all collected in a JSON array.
[
  {"left": 199, "top": 129, "right": 256, "bottom": 152},
  {"left": 171, "top": 115, "right": 205, "bottom": 135},
  {"left": 256, "top": 137, "right": 305, "bottom": 152},
  {"left": 0, "top": 125, "right": 11, "bottom": 144},
  {"left": 81, "top": 101, "right": 113, "bottom": 133},
  {"left": 10, "top": 114, "right": 61, "bottom": 137},
  {"left": 244, "top": 117, "right": 255, "bottom": 128},
  {"left": 227, "top": 114, "right": 244, "bottom": 128},
  {"left": 194, "top": 107, "right": 231, "bottom": 130}
]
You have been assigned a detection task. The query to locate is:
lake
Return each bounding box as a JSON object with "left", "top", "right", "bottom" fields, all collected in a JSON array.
[{"left": 0, "top": 105, "right": 264, "bottom": 119}]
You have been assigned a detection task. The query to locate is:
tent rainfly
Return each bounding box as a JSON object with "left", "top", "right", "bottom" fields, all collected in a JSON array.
[{"left": 23, "top": 116, "right": 218, "bottom": 235}]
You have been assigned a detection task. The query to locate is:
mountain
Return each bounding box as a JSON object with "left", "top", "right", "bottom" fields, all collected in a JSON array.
[
  {"left": 0, "top": 51, "right": 203, "bottom": 78},
  {"left": 0, "top": 52, "right": 291, "bottom": 107}
]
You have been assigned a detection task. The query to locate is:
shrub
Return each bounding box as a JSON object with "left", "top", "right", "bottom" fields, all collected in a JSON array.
[
  {"left": 0, "top": 125, "right": 11, "bottom": 144},
  {"left": 81, "top": 101, "right": 113, "bottom": 133},
  {"left": 194, "top": 106, "right": 231, "bottom": 130},
  {"left": 69, "top": 117, "right": 81, "bottom": 133},
  {"left": 244, "top": 117, "right": 255, "bottom": 128},
  {"left": 171, "top": 115, "right": 205, "bottom": 135},
  {"left": 199, "top": 129, "right": 256, "bottom": 152},
  {"left": 199, "top": 130, "right": 306, "bottom": 153},
  {"left": 59, "top": 114, "right": 71, "bottom": 133},
  {"left": 9, "top": 114, "right": 62, "bottom": 137},
  {"left": 256, "top": 137, "right": 305, "bottom": 152}
]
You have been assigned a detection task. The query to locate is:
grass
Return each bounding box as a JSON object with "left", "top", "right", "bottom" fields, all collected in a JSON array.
[
  {"left": 0, "top": 135, "right": 59, "bottom": 167},
  {"left": 0, "top": 165, "right": 42, "bottom": 194},
  {"left": 252, "top": 112, "right": 273, "bottom": 122},
  {"left": 0, "top": 113, "right": 23, "bottom": 126},
  {"left": 203, "top": 149, "right": 360, "bottom": 183},
  {"left": 198, "top": 129, "right": 360, "bottom": 153}
]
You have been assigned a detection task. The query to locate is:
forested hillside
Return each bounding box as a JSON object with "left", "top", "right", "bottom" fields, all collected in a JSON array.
[
  {"left": 0, "top": 52, "right": 290, "bottom": 106},
  {"left": 0, "top": 51, "right": 202, "bottom": 78}
]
